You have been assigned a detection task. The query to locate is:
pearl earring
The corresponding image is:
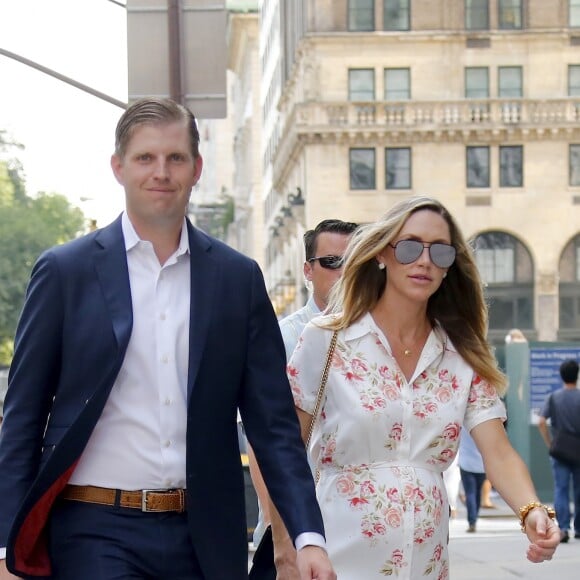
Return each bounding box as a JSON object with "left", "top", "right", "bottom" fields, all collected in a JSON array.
[
  {"left": 378, "top": 262, "right": 385, "bottom": 270},
  {"left": 442, "top": 272, "right": 447, "bottom": 278}
]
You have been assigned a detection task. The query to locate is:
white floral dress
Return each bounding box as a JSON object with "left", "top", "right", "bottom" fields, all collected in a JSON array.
[{"left": 288, "top": 313, "right": 506, "bottom": 579}]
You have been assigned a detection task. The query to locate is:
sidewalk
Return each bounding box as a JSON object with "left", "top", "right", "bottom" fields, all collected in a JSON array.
[{"left": 454, "top": 493, "right": 517, "bottom": 522}]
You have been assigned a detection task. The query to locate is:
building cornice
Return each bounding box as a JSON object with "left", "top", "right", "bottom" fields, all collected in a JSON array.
[{"left": 273, "top": 97, "right": 580, "bottom": 189}]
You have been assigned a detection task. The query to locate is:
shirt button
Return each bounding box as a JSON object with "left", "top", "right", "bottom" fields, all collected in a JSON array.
[
  {"left": 164, "top": 398, "right": 171, "bottom": 405},
  {"left": 164, "top": 440, "right": 171, "bottom": 448},
  {"left": 161, "top": 355, "right": 169, "bottom": 364},
  {"left": 160, "top": 313, "right": 166, "bottom": 321}
]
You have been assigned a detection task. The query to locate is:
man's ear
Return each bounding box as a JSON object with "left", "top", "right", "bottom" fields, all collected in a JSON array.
[
  {"left": 193, "top": 155, "right": 203, "bottom": 184},
  {"left": 304, "top": 260, "right": 313, "bottom": 282},
  {"left": 110, "top": 154, "right": 124, "bottom": 186}
]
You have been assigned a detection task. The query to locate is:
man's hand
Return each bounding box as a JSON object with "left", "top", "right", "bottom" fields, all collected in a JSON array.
[
  {"left": 295, "top": 546, "right": 336, "bottom": 580},
  {"left": 0, "top": 559, "right": 18, "bottom": 579}
]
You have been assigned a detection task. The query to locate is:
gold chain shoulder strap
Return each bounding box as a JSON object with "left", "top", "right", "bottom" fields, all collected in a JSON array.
[{"left": 305, "top": 330, "right": 338, "bottom": 448}]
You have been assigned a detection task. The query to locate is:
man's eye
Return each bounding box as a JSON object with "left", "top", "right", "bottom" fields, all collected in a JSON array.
[
  {"left": 136, "top": 154, "right": 151, "bottom": 162},
  {"left": 170, "top": 153, "right": 186, "bottom": 162}
]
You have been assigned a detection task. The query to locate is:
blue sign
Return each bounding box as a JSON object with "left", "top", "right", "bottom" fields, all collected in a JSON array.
[{"left": 529, "top": 347, "right": 580, "bottom": 421}]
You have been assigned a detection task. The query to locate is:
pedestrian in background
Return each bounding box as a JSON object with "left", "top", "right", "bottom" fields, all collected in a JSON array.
[
  {"left": 0, "top": 97, "right": 335, "bottom": 580},
  {"left": 273, "top": 196, "right": 560, "bottom": 579},
  {"left": 538, "top": 358, "right": 580, "bottom": 543},
  {"left": 249, "top": 219, "right": 357, "bottom": 579},
  {"left": 459, "top": 427, "right": 487, "bottom": 533}
]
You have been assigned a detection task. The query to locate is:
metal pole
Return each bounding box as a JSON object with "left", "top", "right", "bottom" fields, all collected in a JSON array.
[
  {"left": 167, "top": 0, "right": 183, "bottom": 104},
  {"left": 0, "top": 47, "right": 127, "bottom": 109}
]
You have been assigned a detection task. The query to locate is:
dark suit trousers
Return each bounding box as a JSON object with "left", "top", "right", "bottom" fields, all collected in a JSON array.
[{"left": 47, "top": 499, "right": 204, "bottom": 580}]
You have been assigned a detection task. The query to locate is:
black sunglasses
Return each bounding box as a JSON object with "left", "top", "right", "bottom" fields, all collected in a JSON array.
[
  {"left": 308, "top": 255, "right": 344, "bottom": 270},
  {"left": 389, "top": 239, "right": 456, "bottom": 269}
]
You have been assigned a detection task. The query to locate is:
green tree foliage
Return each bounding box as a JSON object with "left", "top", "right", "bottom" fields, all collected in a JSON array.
[{"left": 0, "top": 138, "right": 84, "bottom": 364}]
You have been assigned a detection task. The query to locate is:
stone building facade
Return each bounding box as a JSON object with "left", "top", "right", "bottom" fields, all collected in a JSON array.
[{"left": 255, "top": 0, "right": 580, "bottom": 345}]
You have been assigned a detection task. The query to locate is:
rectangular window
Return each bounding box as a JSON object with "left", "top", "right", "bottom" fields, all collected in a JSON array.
[
  {"left": 348, "top": 0, "right": 375, "bottom": 31},
  {"left": 569, "top": 65, "right": 580, "bottom": 96},
  {"left": 500, "top": 145, "right": 523, "bottom": 187},
  {"left": 385, "top": 147, "right": 411, "bottom": 189},
  {"left": 559, "top": 296, "right": 578, "bottom": 329},
  {"left": 465, "top": 67, "right": 489, "bottom": 98},
  {"left": 349, "top": 69, "right": 375, "bottom": 101},
  {"left": 350, "top": 148, "right": 376, "bottom": 189},
  {"left": 465, "top": 0, "right": 489, "bottom": 30},
  {"left": 571, "top": 0, "right": 580, "bottom": 27},
  {"left": 384, "top": 68, "right": 411, "bottom": 100},
  {"left": 467, "top": 146, "right": 490, "bottom": 188},
  {"left": 570, "top": 145, "right": 580, "bottom": 186},
  {"left": 498, "top": 0, "right": 522, "bottom": 30},
  {"left": 498, "top": 66, "right": 523, "bottom": 97},
  {"left": 476, "top": 248, "right": 515, "bottom": 283},
  {"left": 383, "top": 0, "right": 410, "bottom": 31}
]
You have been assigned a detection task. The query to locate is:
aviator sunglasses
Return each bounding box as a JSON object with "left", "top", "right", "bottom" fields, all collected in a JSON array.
[
  {"left": 389, "top": 239, "right": 456, "bottom": 269},
  {"left": 307, "top": 255, "right": 344, "bottom": 270}
]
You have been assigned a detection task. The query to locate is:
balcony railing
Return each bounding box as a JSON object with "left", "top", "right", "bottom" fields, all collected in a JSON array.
[{"left": 294, "top": 98, "right": 580, "bottom": 131}]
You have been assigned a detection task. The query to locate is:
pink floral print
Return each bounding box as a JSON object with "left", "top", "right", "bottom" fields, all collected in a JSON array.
[{"left": 288, "top": 313, "right": 506, "bottom": 578}]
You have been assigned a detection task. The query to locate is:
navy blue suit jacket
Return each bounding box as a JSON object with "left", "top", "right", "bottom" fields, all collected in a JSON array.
[{"left": 0, "top": 216, "right": 323, "bottom": 578}]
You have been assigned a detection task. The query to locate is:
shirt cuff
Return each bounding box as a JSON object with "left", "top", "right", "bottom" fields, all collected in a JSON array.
[
  {"left": 295, "top": 532, "right": 326, "bottom": 552},
  {"left": 0, "top": 547, "right": 6, "bottom": 559}
]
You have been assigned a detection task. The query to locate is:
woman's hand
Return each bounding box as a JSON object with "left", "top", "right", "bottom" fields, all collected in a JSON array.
[
  {"left": 0, "top": 560, "right": 19, "bottom": 579},
  {"left": 523, "top": 506, "right": 561, "bottom": 563},
  {"left": 274, "top": 540, "right": 300, "bottom": 580}
]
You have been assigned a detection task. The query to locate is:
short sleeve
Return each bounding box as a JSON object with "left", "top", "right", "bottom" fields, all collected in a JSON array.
[
  {"left": 540, "top": 394, "right": 551, "bottom": 419},
  {"left": 463, "top": 373, "right": 507, "bottom": 433},
  {"left": 287, "top": 320, "right": 332, "bottom": 415}
]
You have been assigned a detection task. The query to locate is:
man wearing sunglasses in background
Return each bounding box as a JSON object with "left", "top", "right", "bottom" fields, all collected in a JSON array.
[
  {"left": 279, "top": 220, "right": 359, "bottom": 359},
  {"left": 248, "top": 219, "right": 358, "bottom": 579}
]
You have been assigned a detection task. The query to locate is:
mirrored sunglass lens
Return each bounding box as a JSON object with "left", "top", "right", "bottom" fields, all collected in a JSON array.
[
  {"left": 430, "top": 244, "right": 456, "bottom": 268},
  {"left": 319, "top": 256, "right": 342, "bottom": 269},
  {"left": 394, "top": 240, "right": 424, "bottom": 264}
]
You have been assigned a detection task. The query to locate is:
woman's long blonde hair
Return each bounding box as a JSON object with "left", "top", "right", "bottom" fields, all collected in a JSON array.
[{"left": 324, "top": 196, "right": 507, "bottom": 394}]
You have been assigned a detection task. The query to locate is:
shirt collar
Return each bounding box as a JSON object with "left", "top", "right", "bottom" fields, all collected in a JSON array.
[
  {"left": 305, "top": 295, "right": 322, "bottom": 317},
  {"left": 121, "top": 211, "right": 190, "bottom": 257},
  {"left": 343, "top": 311, "right": 451, "bottom": 354}
]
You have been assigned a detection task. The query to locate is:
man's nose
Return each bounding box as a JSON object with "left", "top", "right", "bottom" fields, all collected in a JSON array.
[{"left": 153, "top": 159, "right": 169, "bottom": 179}]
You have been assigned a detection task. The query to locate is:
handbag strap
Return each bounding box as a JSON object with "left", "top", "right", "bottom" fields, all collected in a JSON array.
[{"left": 305, "top": 330, "right": 338, "bottom": 447}]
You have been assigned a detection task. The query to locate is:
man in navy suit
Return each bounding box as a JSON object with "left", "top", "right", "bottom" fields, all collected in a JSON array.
[{"left": 0, "top": 98, "right": 335, "bottom": 580}]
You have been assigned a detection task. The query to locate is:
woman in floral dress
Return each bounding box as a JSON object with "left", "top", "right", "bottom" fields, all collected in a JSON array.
[{"left": 273, "top": 197, "right": 560, "bottom": 579}]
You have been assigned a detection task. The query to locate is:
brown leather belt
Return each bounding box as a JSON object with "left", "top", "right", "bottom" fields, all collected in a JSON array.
[{"left": 61, "top": 485, "right": 186, "bottom": 513}]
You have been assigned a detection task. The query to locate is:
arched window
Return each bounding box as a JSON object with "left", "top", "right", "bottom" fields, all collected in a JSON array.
[
  {"left": 472, "top": 232, "right": 534, "bottom": 343},
  {"left": 558, "top": 235, "right": 580, "bottom": 341}
]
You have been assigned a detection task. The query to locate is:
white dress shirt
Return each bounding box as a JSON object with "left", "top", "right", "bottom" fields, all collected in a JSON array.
[{"left": 69, "top": 212, "right": 190, "bottom": 490}]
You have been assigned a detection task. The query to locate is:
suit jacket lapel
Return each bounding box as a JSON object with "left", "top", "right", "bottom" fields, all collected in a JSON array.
[
  {"left": 93, "top": 216, "right": 133, "bottom": 351},
  {"left": 187, "top": 221, "right": 218, "bottom": 400}
]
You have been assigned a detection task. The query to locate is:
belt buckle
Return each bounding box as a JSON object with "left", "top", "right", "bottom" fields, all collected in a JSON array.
[{"left": 141, "top": 489, "right": 157, "bottom": 512}]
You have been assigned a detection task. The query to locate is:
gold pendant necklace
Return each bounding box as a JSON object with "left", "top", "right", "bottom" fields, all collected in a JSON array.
[{"left": 403, "top": 348, "right": 412, "bottom": 356}]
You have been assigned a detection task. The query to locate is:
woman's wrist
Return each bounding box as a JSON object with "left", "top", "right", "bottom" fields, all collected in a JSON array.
[{"left": 518, "top": 501, "right": 555, "bottom": 532}]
